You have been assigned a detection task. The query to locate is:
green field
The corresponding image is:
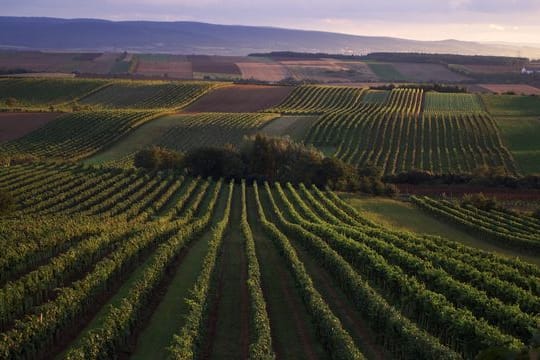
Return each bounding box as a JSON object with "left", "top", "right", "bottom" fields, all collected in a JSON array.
[
  {"left": 495, "top": 117, "right": 540, "bottom": 173},
  {"left": 424, "top": 92, "right": 484, "bottom": 113},
  {"left": 360, "top": 90, "right": 389, "bottom": 104},
  {"left": 366, "top": 62, "right": 404, "bottom": 81},
  {"left": 0, "top": 78, "right": 109, "bottom": 108},
  {"left": 482, "top": 94, "right": 540, "bottom": 117},
  {"left": 346, "top": 195, "right": 540, "bottom": 266}
]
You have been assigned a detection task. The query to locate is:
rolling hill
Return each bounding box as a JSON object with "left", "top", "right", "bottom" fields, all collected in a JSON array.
[{"left": 1, "top": 17, "right": 540, "bottom": 58}]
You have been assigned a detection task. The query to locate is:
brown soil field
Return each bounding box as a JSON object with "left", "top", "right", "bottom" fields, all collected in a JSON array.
[
  {"left": 462, "top": 64, "right": 520, "bottom": 74},
  {"left": 188, "top": 55, "right": 242, "bottom": 74},
  {"left": 478, "top": 84, "right": 540, "bottom": 95},
  {"left": 0, "top": 112, "right": 62, "bottom": 142},
  {"left": 135, "top": 60, "right": 193, "bottom": 79},
  {"left": 236, "top": 62, "right": 290, "bottom": 82},
  {"left": 183, "top": 85, "right": 294, "bottom": 112},
  {"left": 392, "top": 63, "right": 470, "bottom": 82}
]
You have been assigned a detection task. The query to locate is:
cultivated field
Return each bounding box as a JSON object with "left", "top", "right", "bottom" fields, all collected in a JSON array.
[
  {"left": 79, "top": 81, "right": 219, "bottom": 109},
  {"left": 0, "top": 112, "right": 62, "bottom": 142},
  {"left": 268, "top": 85, "right": 364, "bottom": 114},
  {"left": 134, "top": 58, "right": 193, "bottom": 79},
  {"left": 1, "top": 164, "right": 539, "bottom": 359},
  {"left": 412, "top": 196, "right": 540, "bottom": 254},
  {"left": 304, "top": 88, "right": 518, "bottom": 175},
  {"left": 184, "top": 85, "right": 293, "bottom": 112},
  {"left": 0, "top": 78, "right": 109, "bottom": 108},
  {"left": 0, "top": 76, "right": 539, "bottom": 360},
  {"left": 0, "top": 111, "right": 161, "bottom": 160},
  {"left": 87, "top": 112, "right": 279, "bottom": 165},
  {"left": 391, "top": 63, "right": 470, "bottom": 82},
  {"left": 236, "top": 62, "right": 290, "bottom": 82},
  {"left": 479, "top": 84, "right": 540, "bottom": 95},
  {"left": 483, "top": 94, "right": 540, "bottom": 173}
]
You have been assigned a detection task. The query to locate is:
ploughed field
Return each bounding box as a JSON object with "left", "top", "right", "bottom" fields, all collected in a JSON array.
[{"left": 1, "top": 164, "right": 539, "bottom": 359}]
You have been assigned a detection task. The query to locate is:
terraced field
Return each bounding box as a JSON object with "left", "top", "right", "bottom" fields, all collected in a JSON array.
[{"left": 0, "top": 164, "right": 538, "bottom": 359}]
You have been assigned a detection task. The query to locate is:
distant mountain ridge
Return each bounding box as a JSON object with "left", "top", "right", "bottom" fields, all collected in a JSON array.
[{"left": 1, "top": 16, "right": 539, "bottom": 58}]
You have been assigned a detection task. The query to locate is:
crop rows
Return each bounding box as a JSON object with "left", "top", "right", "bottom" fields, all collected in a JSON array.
[
  {"left": 268, "top": 85, "right": 364, "bottom": 114},
  {"left": 304, "top": 88, "right": 518, "bottom": 175},
  {"left": 423, "top": 92, "right": 485, "bottom": 113},
  {"left": 0, "top": 164, "right": 538, "bottom": 359},
  {"left": 0, "top": 110, "right": 162, "bottom": 160},
  {"left": 155, "top": 112, "right": 279, "bottom": 152},
  {"left": 411, "top": 196, "right": 540, "bottom": 254},
  {"left": 79, "top": 81, "right": 220, "bottom": 110},
  {"left": 0, "top": 78, "right": 109, "bottom": 108},
  {"left": 0, "top": 78, "right": 219, "bottom": 110}
]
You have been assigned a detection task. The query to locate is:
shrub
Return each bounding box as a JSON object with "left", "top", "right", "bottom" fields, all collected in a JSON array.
[
  {"left": 134, "top": 146, "right": 184, "bottom": 170},
  {"left": 184, "top": 145, "right": 244, "bottom": 179},
  {"left": 462, "top": 193, "right": 499, "bottom": 211}
]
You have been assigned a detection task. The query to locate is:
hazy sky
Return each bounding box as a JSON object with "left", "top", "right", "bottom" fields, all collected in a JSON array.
[{"left": 4, "top": 0, "right": 540, "bottom": 44}]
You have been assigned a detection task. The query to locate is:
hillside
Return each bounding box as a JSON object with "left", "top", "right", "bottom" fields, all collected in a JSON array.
[{"left": 2, "top": 17, "right": 540, "bottom": 58}]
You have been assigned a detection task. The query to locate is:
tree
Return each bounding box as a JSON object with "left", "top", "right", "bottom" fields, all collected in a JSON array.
[{"left": 134, "top": 146, "right": 184, "bottom": 170}]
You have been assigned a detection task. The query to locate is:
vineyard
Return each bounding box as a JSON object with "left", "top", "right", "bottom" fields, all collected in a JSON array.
[
  {"left": 0, "top": 163, "right": 538, "bottom": 359},
  {"left": 423, "top": 92, "right": 484, "bottom": 113},
  {"left": 78, "top": 81, "right": 220, "bottom": 110},
  {"left": 0, "top": 78, "right": 109, "bottom": 109},
  {"left": 267, "top": 85, "right": 364, "bottom": 114},
  {"left": 0, "top": 111, "right": 162, "bottom": 160},
  {"left": 0, "top": 78, "right": 220, "bottom": 111},
  {"left": 303, "top": 88, "right": 519, "bottom": 175},
  {"left": 411, "top": 196, "right": 540, "bottom": 254},
  {"left": 87, "top": 112, "right": 280, "bottom": 166}
]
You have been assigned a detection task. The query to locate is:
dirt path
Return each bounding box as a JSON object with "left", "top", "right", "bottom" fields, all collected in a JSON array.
[
  {"left": 202, "top": 185, "right": 250, "bottom": 360},
  {"left": 246, "top": 186, "right": 326, "bottom": 360}
]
